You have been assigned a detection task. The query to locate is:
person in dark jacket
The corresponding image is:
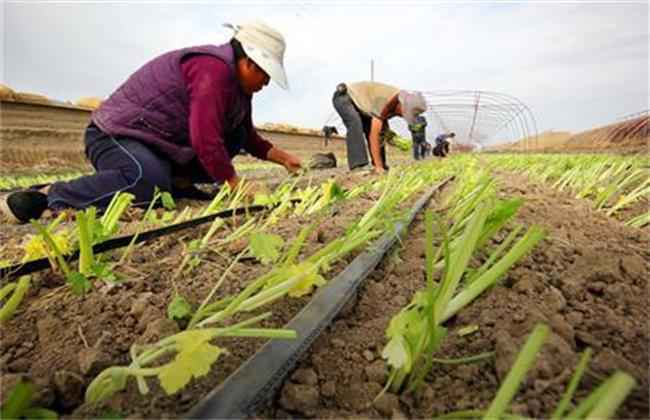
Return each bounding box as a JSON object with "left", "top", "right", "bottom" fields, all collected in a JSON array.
[
  {"left": 1, "top": 21, "right": 302, "bottom": 223},
  {"left": 408, "top": 115, "right": 427, "bottom": 160},
  {"left": 322, "top": 125, "right": 338, "bottom": 147},
  {"left": 433, "top": 132, "right": 455, "bottom": 157}
]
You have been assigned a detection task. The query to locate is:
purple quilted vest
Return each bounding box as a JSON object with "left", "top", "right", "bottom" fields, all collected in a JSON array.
[{"left": 92, "top": 43, "right": 249, "bottom": 165}]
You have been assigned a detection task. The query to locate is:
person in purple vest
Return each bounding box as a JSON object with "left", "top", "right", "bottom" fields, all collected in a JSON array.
[{"left": 0, "top": 21, "right": 302, "bottom": 224}]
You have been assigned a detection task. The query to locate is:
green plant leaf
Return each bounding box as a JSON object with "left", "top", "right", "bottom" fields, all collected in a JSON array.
[
  {"left": 96, "top": 409, "right": 124, "bottom": 420},
  {"left": 157, "top": 330, "right": 225, "bottom": 394},
  {"left": 67, "top": 272, "right": 92, "bottom": 295},
  {"left": 161, "top": 191, "right": 176, "bottom": 210},
  {"left": 253, "top": 193, "right": 275, "bottom": 206},
  {"left": 91, "top": 261, "right": 117, "bottom": 282},
  {"left": 187, "top": 239, "right": 201, "bottom": 253},
  {"left": 286, "top": 262, "right": 326, "bottom": 297},
  {"left": 0, "top": 276, "right": 31, "bottom": 323},
  {"left": 161, "top": 211, "right": 176, "bottom": 224},
  {"left": 85, "top": 368, "right": 128, "bottom": 404},
  {"left": 382, "top": 335, "right": 411, "bottom": 370},
  {"left": 188, "top": 256, "right": 201, "bottom": 270},
  {"left": 0, "top": 380, "right": 34, "bottom": 419},
  {"left": 22, "top": 407, "right": 59, "bottom": 419},
  {"left": 249, "top": 232, "right": 284, "bottom": 265},
  {"left": 168, "top": 294, "right": 192, "bottom": 320}
]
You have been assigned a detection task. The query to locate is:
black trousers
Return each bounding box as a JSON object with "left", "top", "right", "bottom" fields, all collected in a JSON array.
[
  {"left": 433, "top": 141, "right": 450, "bottom": 157},
  {"left": 47, "top": 122, "right": 245, "bottom": 210},
  {"left": 412, "top": 139, "right": 427, "bottom": 160},
  {"left": 332, "top": 86, "right": 387, "bottom": 170}
]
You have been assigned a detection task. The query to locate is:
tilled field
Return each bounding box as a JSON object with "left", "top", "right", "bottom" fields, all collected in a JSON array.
[
  {"left": 0, "top": 154, "right": 648, "bottom": 420},
  {"left": 0, "top": 166, "right": 430, "bottom": 418},
  {"left": 262, "top": 169, "right": 648, "bottom": 419}
]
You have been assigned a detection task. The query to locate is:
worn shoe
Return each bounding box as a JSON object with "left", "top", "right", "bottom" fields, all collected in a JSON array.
[
  {"left": 350, "top": 164, "right": 373, "bottom": 174},
  {"left": 0, "top": 191, "right": 49, "bottom": 223}
]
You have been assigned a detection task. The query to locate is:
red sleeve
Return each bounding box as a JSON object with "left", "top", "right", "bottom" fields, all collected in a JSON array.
[
  {"left": 181, "top": 55, "right": 236, "bottom": 182},
  {"left": 243, "top": 110, "right": 274, "bottom": 159}
]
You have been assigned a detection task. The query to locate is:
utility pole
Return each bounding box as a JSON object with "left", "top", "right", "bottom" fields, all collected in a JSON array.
[{"left": 370, "top": 59, "right": 374, "bottom": 82}]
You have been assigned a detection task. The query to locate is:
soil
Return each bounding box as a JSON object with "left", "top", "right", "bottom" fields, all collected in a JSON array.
[
  {"left": 4, "top": 100, "right": 646, "bottom": 418},
  {"left": 0, "top": 169, "right": 422, "bottom": 418},
  {"left": 261, "top": 169, "right": 649, "bottom": 419}
]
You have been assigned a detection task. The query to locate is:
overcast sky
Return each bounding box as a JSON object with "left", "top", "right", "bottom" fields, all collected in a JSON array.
[{"left": 2, "top": 1, "right": 648, "bottom": 145}]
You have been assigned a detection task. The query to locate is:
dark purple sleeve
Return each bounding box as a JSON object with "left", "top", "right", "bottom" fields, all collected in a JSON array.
[
  {"left": 181, "top": 55, "right": 236, "bottom": 182},
  {"left": 243, "top": 110, "right": 274, "bottom": 160}
]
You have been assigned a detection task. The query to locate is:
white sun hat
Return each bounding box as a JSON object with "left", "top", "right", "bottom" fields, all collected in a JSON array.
[
  {"left": 225, "top": 21, "right": 289, "bottom": 90},
  {"left": 398, "top": 90, "right": 427, "bottom": 125}
]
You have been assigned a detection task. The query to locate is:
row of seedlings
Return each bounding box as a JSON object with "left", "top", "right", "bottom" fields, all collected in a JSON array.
[
  {"left": 378, "top": 161, "right": 636, "bottom": 418},
  {"left": 78, "top": 162, "right": 455, "bottom": 417},
  {"left": 483, "top": 154, "right": 650, "bottom": 227}
]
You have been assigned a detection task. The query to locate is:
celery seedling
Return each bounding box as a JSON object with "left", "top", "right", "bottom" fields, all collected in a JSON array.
[
  {"left": 118, "top": 190, "right": 162, "bottom": 265},
  {"left": 86, "top": 313, "right": 296, "bottom": 403},
  {"left": 22, "top": 213, "right": 70, "bottom": 264},
  {"left": 0, "top": 380, "right": 58, "bottom": 419},
  {"left": 550, "top": 348, "right": 592, "bottom": 420},
  {"left": 99, "top": 191, "right": 134, "bottom": 239},
  {"left": 0, "top": 275, "right": 30, "bottom": 323},
  {"left": 626, "top": 210, "right": 650, "bottom": 228},
  {"left": 568, "top": 371, "right": 637, "bottom": 419},
  {"left": 249, "top": 232, "right": 284, "bottom": 265},
  {"left": 483, "top": 324, "right": 549, "bottom": 419}
]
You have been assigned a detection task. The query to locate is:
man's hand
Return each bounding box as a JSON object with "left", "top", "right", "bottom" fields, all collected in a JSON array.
[{"left": 368, "top": 117, "right": 386, "bottom": 170}]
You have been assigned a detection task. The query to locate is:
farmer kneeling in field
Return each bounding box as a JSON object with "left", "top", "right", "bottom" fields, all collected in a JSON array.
[
  {"left": 0, "top": 21, "right": 302, "bottom": 224},
  {"left": 433, "top": 132, "right": 455, "bottom": 157},
  {"left": 332, "top": 81, "right": 427, "bottom": 173}
]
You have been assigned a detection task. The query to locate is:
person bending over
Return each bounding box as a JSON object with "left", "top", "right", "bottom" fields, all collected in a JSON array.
[{"left": 332, "top": 81, "right": 426, "bottom": 172}]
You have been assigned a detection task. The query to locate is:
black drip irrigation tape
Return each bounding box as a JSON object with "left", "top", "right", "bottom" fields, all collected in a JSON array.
[
  {"left": 0, "top": 200, "right": 301, "bottom": 282},
  {"left": 186, "top": 176, "right": 454, "bottom": 419}
]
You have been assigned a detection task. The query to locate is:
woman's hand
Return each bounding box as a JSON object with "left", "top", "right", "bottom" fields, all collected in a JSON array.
[
  {"left": 267, "top": 147, "right": 303, "bottom": 174},
  {"left": 283, "top": 154, "right": 303, "bottom": 174}
]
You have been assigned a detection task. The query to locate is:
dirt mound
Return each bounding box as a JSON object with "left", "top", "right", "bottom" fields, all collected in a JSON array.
[
  {"left": 489, "top": 131, "right": 572, "bottom": 152},
  {"left": 491, "top": 116, "right": 649, "bottom": 153},
  {"left": 13, "top": 91, "right": 51, "bottom": 104},
  {"left": 0, "top": 83, "right": 15, "bottom": 100},
  {"left": 565, "top": 116, "right": 648, "bottom": 151},
  {"left": 258, "top": 122, "right": 324, "bottom": 137}
]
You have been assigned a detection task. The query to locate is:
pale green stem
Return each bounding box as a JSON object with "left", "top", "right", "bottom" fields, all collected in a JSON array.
[
  {"left": 550, "top": 348, "right": 592, "bottom": 420},
  {"left": 584, "top": 372, "right": 636, "bottom": 419},
  {"left": 483, "top": 324, "right": 549, "bottom": 420}
]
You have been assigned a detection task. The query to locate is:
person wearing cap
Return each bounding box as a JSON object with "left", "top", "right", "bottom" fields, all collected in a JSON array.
[
  {"left": 1, "top": 21, "right": 302, "bottom": 223},
  {"left": 332, "top": 81, "right": 427, "bottom": 172}
]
